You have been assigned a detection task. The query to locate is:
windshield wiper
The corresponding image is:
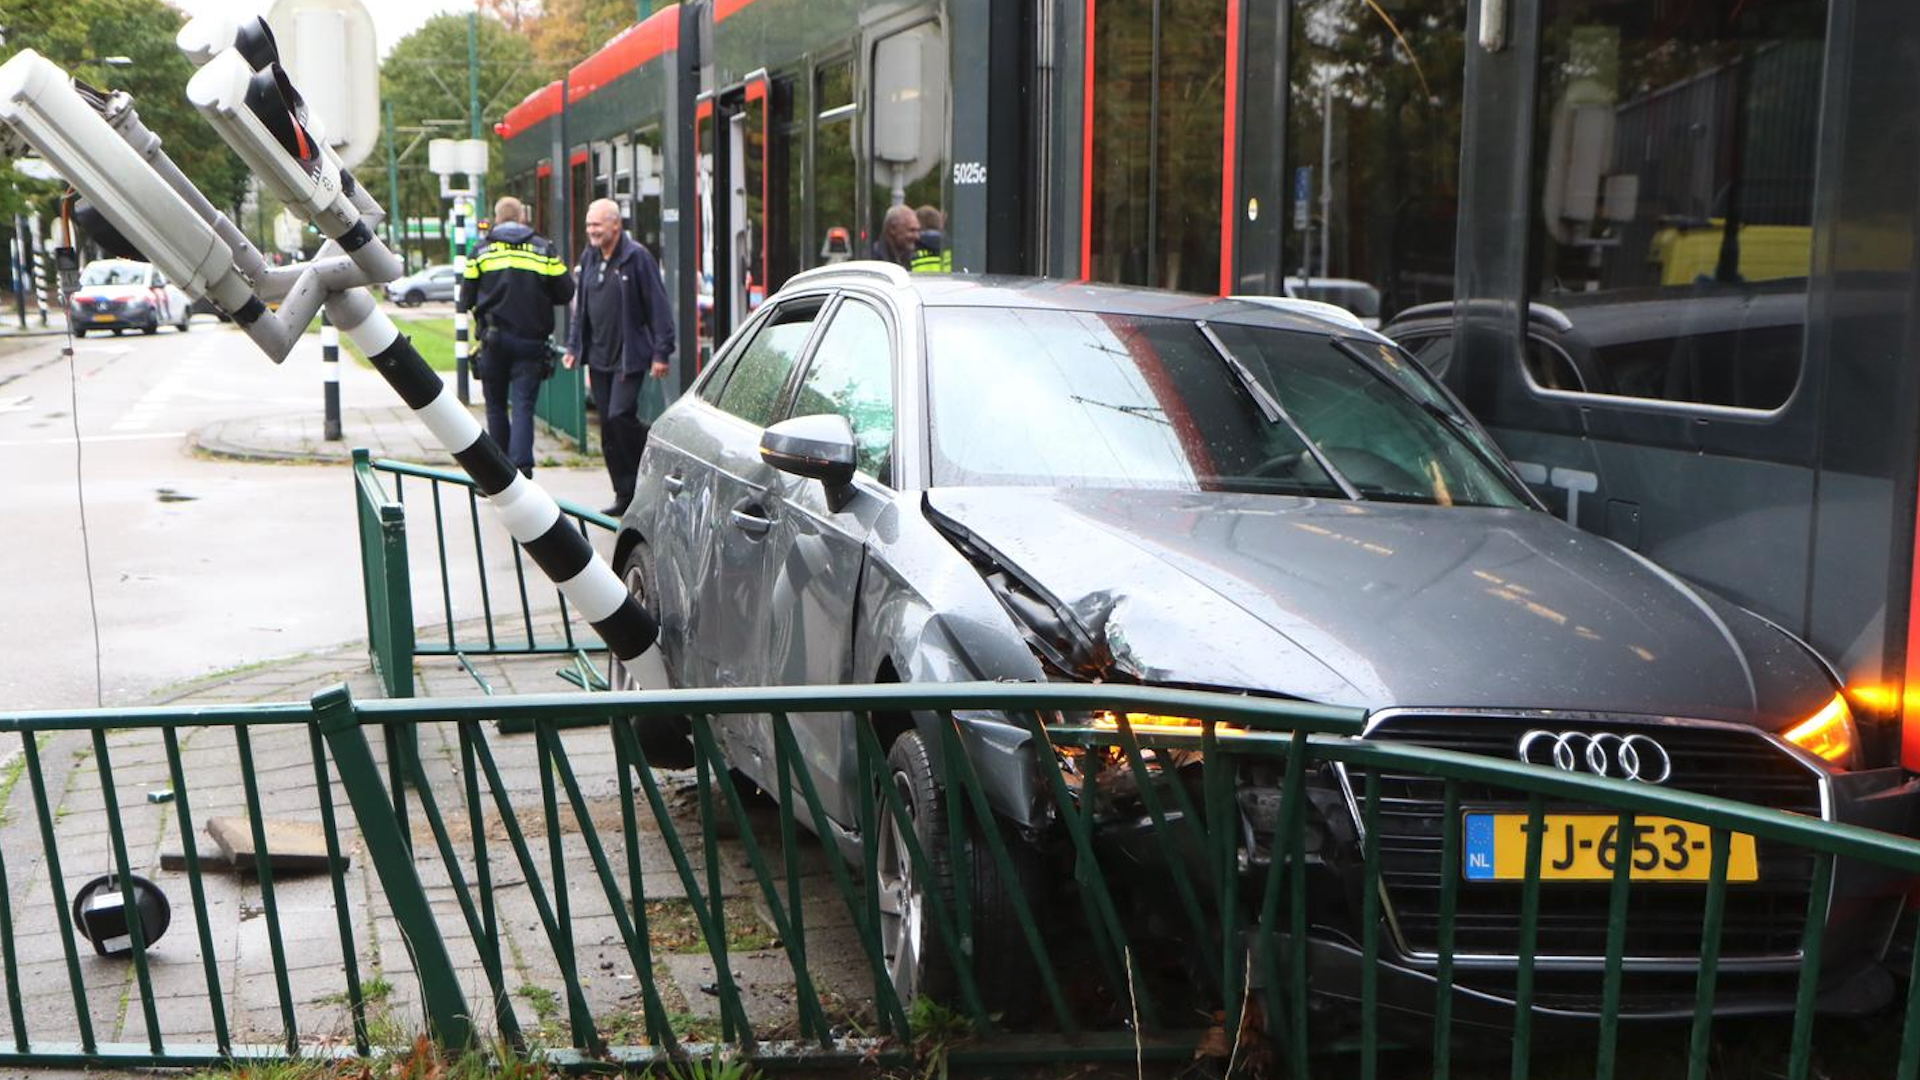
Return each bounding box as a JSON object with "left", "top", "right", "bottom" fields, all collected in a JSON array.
[
  {"left": 1197, "top": 320, "right": 1363, "bottom": 501},
  {"left": 1327, "top": 336, "right": 1530, "bottom": 499}
]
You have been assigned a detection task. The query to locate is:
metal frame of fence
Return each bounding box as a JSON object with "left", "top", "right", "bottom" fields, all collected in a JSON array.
[
  {"left": 2, "top": 682, "right": 1920, "bottom": 1076},
  {"left": 352, "top": 452, "right": 615, "bottom": 705}
]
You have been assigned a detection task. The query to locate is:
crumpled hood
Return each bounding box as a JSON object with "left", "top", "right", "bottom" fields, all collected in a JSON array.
[{"left": 925, "top": 488, "right": 1834, "bottom": 727}]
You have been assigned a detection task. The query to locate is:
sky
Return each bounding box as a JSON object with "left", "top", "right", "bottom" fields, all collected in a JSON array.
[{"left": 170, "top": 0, "right": 472, "bottom": 60}]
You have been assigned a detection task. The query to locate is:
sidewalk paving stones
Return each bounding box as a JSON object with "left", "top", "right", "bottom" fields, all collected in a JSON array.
[{"left": 0, "top": 638, "right": 875, "bottom": 1062}]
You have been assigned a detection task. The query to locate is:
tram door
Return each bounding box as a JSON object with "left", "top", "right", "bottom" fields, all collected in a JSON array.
[
  {"left": 1436, "top": 0, "right": 1920, "bottom": 748},
  {"left": 703, "top": 76, "right": 772, "bottom": 354}
]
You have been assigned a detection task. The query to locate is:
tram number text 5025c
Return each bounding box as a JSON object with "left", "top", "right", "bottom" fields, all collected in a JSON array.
[{"left": 952, "top": 162, "right": 987, "bottom": 185}]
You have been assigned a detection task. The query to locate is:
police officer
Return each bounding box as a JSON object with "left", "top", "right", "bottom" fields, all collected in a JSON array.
[{"left": 460, "top": 196, "right": 574, "bottom": 478}]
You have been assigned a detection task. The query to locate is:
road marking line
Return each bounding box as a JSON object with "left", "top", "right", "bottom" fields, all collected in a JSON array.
[{"left": 0, "top": 431, "right": 186, "bottom": 447}]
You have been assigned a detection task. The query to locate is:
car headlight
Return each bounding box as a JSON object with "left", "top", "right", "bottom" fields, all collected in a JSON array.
[{"left": 1782, "top": 692, "right": 1856, "bottom": 770}]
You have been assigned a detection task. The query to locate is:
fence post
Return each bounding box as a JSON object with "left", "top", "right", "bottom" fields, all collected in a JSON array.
[
  {"left": 353, "top": 451, "right": 419, "bottom": 779},
  {"left": 311, "top": 684, "right": 474, "bottom": 1049}
]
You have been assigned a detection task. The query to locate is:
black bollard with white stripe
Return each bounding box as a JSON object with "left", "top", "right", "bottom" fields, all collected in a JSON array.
[
  {"left": 326, "top": 288, "right": 659, "bottom": 661},
  {"left": 452, "top": 196, "right": 470, "bottom": 406},
  {"left": 321, "top": 309, "right": 342, "bottom": 440}
]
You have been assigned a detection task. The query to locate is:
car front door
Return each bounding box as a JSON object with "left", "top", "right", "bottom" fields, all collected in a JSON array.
[
  {"left": 695, "top": 293, "right": 830, "bottom": 770},
  {"left": 759, "top": 293, "right": 900, "bottom": 822}
]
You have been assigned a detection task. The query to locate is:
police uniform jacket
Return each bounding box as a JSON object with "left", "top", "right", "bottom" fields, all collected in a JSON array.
[{"left": 459, "top": 222, "right": 574, "bottom": 352}]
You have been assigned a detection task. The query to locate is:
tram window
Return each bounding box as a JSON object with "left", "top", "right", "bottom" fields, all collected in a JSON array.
[
  {"left": 1284, "top": 0, "right": 1467, "bottom": 319},
  {"left": 775, "top": 78, "right": 806, "bottom": 288},
  {"left": 1529, "top": 0, "right": 1826, "bottom": 411},
  {"left": 815, "top": 58, "right": 858, "bottom": 268},
  {"left": 743, "top": 91, "right": 767, "bottom": 311},
  {"left": 632, "top": 127, "right": 665, "bottom": 261},
  {"left": 1088, "top": 0, "right": 1227, "bottom": 293},
  {"left": 568, "top": 154, "right": 590, "bottom": 259},
  {"left": 869, "top": 23, "right": 949, "bottom": 271}
]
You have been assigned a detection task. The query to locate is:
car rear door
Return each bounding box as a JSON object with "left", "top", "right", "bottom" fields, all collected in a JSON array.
[{"left": 759, "top": 292, "right": 901, "bottom": 821}]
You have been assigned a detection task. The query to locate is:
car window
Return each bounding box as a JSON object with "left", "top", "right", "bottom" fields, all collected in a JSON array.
[
  {"left": 712, "top": 297, "right": 825, "bottom": 426},
  {"left": 80, "top": 263, "right": 148, "bottom": 286},
  {"left": 925, "top": 307, "right": 1525, "bottom": 507},
  {"left": 789, "top": 299, "right": 894, "bottom": 483},
  {"left": 1523, "top": 337, "right": 1586, "bottom": 393}
]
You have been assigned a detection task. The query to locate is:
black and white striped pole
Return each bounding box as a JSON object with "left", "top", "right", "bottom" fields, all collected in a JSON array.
[
  {"left": 320, "top": 308, "right": 341, "bottom": 440},
  {"left": 326, "top": 287, "right": 659, "bottom": 661},
  {"left": 452, "top": 195, "right": 470, "bottom": 405}
]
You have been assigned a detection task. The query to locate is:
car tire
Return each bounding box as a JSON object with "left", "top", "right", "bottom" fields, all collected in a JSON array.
[
  {"left": 610, "top": 543, "right": 695, "bottom": 769},
  {"left": 112, "top": 328, "right": 123, "bottom": 336},
  {"left": 74, "top": 326, "right": 88, "bottom": 338},
  {"left": 878, "top": 729, "right": 1042, "bottom": 1022},
  {"left": 177, "top": 312, "right": 191, "bottom": 332},
  {"left": 141, "top": 318, "right": 157, "bottom": 336},
  {"left": 404, "top": 290, "right": 425, "bottom": 307}
]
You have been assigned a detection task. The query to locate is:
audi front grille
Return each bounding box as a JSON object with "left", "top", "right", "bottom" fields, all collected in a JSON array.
[{"left": 1345, "top": 714, "right": 1824, "bottom": 964}]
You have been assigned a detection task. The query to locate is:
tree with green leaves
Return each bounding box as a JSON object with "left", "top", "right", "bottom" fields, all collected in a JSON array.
[
  {"left": 0, "top": 0, "right": 246, "bottom": 222},
  {"left": 369, "top": 13, "right": 549, "bottom": 260}
]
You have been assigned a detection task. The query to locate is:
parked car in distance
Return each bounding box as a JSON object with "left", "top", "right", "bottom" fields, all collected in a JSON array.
[
  {"left": 610, "top": 263, "right": 1911, "bottom": 1029},
  {"left": 384, "top": 264, "right": 462, "bottom": 307},
  {"left": 67, "top": 259, "right": 192, "bottom": 336}
]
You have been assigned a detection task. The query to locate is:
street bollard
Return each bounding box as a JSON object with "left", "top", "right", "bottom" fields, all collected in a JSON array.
[
  {"left": 322, "top": 308, "right": 342, "bottom": 440},
  {"left": 452, "top": 197, "right": 470, "bottom": 405}
]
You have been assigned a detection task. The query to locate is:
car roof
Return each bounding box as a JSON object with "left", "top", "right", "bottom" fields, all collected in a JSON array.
[
  {"left": 841, "top": 273, "right": 1382, "bottom": 338},
  {"left": 1387, "top": 280, "right": 1807, "bottom": 345}
]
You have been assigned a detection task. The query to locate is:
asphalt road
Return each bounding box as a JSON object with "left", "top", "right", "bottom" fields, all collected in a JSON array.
[{"left": 0, "top": 316, "right": 608, "bottom": 712}]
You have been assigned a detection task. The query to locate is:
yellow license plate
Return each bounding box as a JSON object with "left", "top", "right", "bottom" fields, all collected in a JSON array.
[
  {"left": 91, "top": 313, "right": 114, "bottom": 322},
  {"left": 1463, "top": 813, "right": 1759, "bottom": 883}
]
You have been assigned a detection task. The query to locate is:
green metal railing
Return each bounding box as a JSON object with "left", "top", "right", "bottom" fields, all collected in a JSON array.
[
  {"left": 534, "top": 355, "right": 590, "bottom": 451},
  {"left": 351, "top": 453, "right": 616, "bottom": 702},
  {"left": 2, "top": 685, "right": 1920, "bottom": 1075}
]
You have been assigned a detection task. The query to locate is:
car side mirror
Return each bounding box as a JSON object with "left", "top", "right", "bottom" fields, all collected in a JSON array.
[{"left": 761, "top": 414, "right": 858, "bottom": 489}]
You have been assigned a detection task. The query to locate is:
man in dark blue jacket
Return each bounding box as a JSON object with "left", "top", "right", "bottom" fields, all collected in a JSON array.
[
  {"left": 462, "top": 196, "right": 573, "bottom": 478},
  {"left": 563, "top": 198, "right": 676, "bottom": 515}
]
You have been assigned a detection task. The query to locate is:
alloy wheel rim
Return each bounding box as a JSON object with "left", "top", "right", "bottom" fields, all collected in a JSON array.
[{"left": 876, "top": 769, "right": 923, "bottom": 1003}]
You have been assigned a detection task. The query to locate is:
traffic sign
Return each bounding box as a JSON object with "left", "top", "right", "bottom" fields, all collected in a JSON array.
[{"left": 1293, "top": 166, "right": 1312, "bottom": 231}]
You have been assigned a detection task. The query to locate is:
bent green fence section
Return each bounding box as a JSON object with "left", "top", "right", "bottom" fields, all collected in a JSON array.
[
  {"left": 2, "top": 683, "right": 1919, "bottom": 1077},
  {"left": 351, "top": 454, "right": 617, "bottom": 701}
]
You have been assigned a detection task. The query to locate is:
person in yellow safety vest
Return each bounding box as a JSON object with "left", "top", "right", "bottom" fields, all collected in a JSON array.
[
  {"left": 460, "top": 196, "right": 574, "bottom": 478},
  {"left": 912, "top": 204, "right": 953, "bottom": 273}
]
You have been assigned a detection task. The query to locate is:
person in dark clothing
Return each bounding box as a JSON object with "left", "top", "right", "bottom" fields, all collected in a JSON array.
[
  {"left": 563, "top": 198, "right": 676, "bottom": 516},
  {"left": 869, "top": 204, "right": 920, "bottom": 268},
  {"left": 460, "top": 196, "right": 573, "bottom": 477}
]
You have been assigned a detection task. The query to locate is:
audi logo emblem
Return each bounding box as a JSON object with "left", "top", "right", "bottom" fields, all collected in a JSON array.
[{"left": 1515, "top": 730, "right": 1674, "bottom": 784}]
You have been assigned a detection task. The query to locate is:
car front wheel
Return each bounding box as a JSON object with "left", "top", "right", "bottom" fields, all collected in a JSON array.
[
  {"left": 141, "top": 318, "right": 158, "bottom": 335},
  {"left": 610, "top": 543, "right": 694, "bottom": 769},
  {"left": 404, "top": 290, "right": 425, "bottom": 307},
  {"left": 878, "top": 729, "right": 1041, "bottom": 1021}
]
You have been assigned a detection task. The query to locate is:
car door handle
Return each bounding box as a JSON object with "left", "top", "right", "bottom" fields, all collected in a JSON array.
[
  {"left": 730, "top": 505, "right": 772, "bottom": 537},
  {"left": 664, "top": 473, "right": 686, "bottom": 494}
]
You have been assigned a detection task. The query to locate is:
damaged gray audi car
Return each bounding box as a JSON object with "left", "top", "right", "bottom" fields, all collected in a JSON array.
[{"left": 609, "top": 263, "right": 1917, "bottom": 1029}]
